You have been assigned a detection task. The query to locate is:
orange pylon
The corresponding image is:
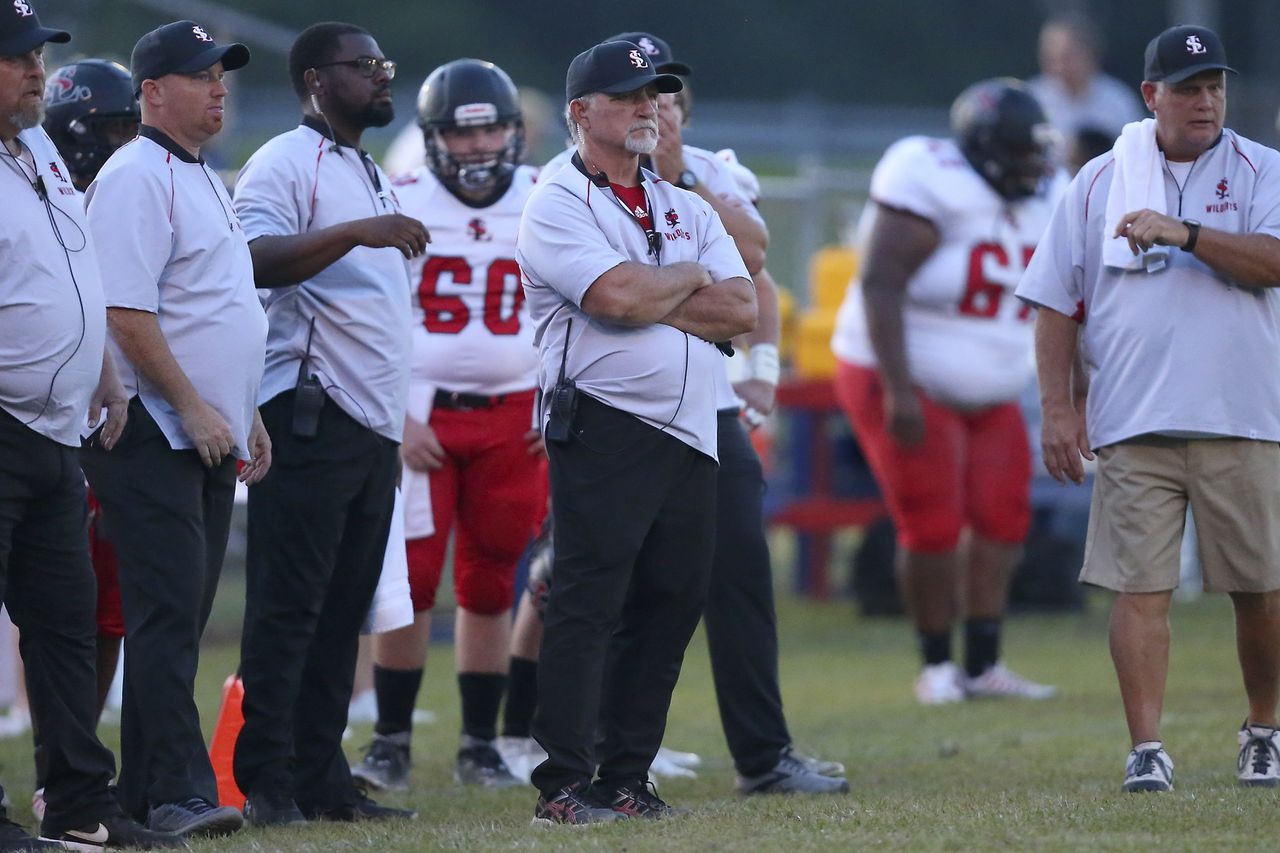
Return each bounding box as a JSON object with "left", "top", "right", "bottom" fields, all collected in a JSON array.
[{"left": 208, "top": 673, "right": 246, "bottom": 810}]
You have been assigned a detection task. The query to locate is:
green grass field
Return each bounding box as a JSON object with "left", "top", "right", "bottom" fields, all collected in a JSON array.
[{"left": 5, "top": 584, "right": 1280, "bottom": 851}]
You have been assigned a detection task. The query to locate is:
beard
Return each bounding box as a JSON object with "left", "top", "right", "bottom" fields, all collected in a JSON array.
[
  {"left": 625, "top": 128, "right": 658, "bottom": 155},
  {"left": 9, "top": 100, "right": 44, "bottom": 131},
  {"left": 358, "top": 99, "right": 395, "bottom": 129}
]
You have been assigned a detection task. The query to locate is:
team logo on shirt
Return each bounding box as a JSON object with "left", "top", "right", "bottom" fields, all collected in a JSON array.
[
  {"left": 12, "top": 1, "right": 33, "bottom": 17},
  {"left": 1205, "top": 176, "right": 1238, "bottom": 213},
  {"left": 191, "top": 25, "right": 214, "bottom": 43},
  {"left": 664, "top": 208, "right": 679, "bottom": 228},
  {"left": 48, "top": 162, "right": 66, "bottom": 183},
  {"left": 1215, "top": 177, "right": 1229, "bottom": 199},
  {"left": 628, "top": 49, "right": 649, "bottom": 69},
  {"left": 467, "top": 217, "right": 491, "bottom": 242},
  {"left": 1185, "top": 35, "right": 1207, "bottom": 54}
]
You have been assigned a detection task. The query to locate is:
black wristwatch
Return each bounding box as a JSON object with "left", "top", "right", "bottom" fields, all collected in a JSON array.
[
  {"left": 1181, "top": 219, "right": 1201, "bottom": 253},
  {"left": 675, "top": 169, "right": 699, "bottom": 190}
]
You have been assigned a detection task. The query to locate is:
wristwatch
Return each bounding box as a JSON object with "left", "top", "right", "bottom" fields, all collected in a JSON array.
[
  {"left": 676, "top": 169, "right": 699, "bottom": 190},
  {"left": 1181, "top": 219, "right": 1201, "bottom": 253}
]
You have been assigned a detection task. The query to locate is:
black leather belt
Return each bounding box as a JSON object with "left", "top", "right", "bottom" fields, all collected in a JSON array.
[{"left": 434, "top": 389, "right": 507, "bottom": 410}]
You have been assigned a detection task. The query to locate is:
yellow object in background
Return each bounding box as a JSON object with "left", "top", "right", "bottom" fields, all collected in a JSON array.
[
  {"left": 794, "top": 312, "right": 837, "bottom": 378},
  {"left": 788, "top": 245, "right": 858, "bottom": 378},
  {"left": 809, "top": 246, "right": 858, "bottom": 312}
]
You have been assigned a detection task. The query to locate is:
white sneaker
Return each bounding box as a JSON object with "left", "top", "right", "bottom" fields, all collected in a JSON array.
[
  {"left": 964, "top": 663, "right": 1057, "bottom": 700},
  {"left": 649, "top": 748, "right": 697, "bottom": 779},
  {"left": 915, "top": 662, "right": 965, "bottom": 705},
  {"left": 31, "top": 787, "right": 44, "bottom": 824},
  {"left": 655, "top": 746, "right": 701, "bottom": 769},
  {"left": 347, "top": 689, "right": 378, "bottom": 723},
  {"left": 495, "top": 735, "right": 545, "bottom": 784},
  {"left": 1237, "top": 722, "right": 1280, "bottom": 787},
  {"left": 1123, "top": 742, "right": 1173, "bottom": 792}
]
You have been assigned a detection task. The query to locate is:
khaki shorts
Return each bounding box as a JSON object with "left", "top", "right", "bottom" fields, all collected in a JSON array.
[{"left": 1082, "top": 435, "right": 1280, "bottom": 593}]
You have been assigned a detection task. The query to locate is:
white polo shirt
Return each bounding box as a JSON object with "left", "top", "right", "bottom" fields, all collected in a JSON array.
[
  {"left": 0, "top": 128, "right": 107, "bottom": 446},
  {"left": 518, "top": 155, "right": 751, "bottom": 460},
  {"left": 234, "top": 122, "right": 412, "bottom": 442},
  {"left": 87, "top": 127, "right": 267, "bottom": 458},
  {"left": 1016, "top": 128, "right": 1280, "bottom": 448}
]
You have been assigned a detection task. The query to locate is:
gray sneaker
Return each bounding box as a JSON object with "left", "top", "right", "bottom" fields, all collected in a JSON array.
[
  {"left": 147, "top": 797, "right": 244, "bottom": 837},
  {"left": 736, "top": 750, "right": 850, "bottom": 795},
  {"left": 351, "top": 731, "right": 411, "bottom": 793},
  {"left": 1237, "top": 722, "right": 1280, "bottom": 788},
  {"left": 456, "top": 735, "right": 524, "bottom": 789},
  {"left": 1122, "top": 743, "right": 1173, "bottom": 792},
  {"left": 783, "top": 745, "right": 845, "bottom": 777}
]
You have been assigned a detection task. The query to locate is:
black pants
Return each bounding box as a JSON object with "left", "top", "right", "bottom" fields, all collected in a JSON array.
[
  {"left": 0, "top": 409, "right": 118, "bottom": 834},
  {"left": 81, "top": 398, "right": 235, "bottom": 817},
  {"left": 531, "top": 396, "right": 716, "bottom": 795},
  {"left": 234, "top": 391, "right": 398, "bottom": 811},
  {"left": 706, "top": 412, "right": 792, "bottom": 776}
]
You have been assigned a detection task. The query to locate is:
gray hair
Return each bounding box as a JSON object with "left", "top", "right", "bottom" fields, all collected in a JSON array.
[{"left": 564, "top": 93, "right": 596, "bottom": 145}]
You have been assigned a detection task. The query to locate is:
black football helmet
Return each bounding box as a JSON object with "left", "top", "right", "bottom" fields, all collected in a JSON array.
[
  {"left": 417, "top": 59, "right": 523, "bottom": 201},
  {"left": 43, "top": 59, "right": 139, "bottom": 189},
  {"left": 951, "top": 78, "right": 1054, "bottom": 201}
]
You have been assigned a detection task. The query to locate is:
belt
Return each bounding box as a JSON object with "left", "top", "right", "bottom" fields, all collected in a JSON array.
[{"left": 434, "top": 389, "right": 507, "bottom": 411}]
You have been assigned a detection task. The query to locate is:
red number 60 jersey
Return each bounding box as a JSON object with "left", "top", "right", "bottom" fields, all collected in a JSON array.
[{"left": 832, "top": 136, "right": 1066, "bottom": 408}]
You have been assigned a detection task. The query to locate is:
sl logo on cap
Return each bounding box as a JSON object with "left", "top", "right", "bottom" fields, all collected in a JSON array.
[
  {"left": 12, "top": 0, "right": 33, "bottom": 17},
  {"left": 637, "top": 37, "right": 660, "bottom": 56},
  {"left": 628, "top": 49, "right": 648, "bottom": 69},
  {"left": 192, "top": 25, "right": 214, "bottom": 43},
  {"left": 1185, "top": 34, "right": 1207, "bottom": 54}
]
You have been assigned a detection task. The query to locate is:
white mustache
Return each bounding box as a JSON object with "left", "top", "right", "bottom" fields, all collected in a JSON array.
[{"left": 629, "top": 122, "right": 658, "bottom": 134}]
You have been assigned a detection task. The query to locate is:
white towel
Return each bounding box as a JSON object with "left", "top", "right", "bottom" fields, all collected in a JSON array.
[
  {"left": 1103, "top": 118, "right": 1168, "bottom": 273},
  {"left": 363, "top": 487, "right": 415, "bottom": 635},
  {"left": 401, "top": 381, "right": 436, "bottom": 539}
]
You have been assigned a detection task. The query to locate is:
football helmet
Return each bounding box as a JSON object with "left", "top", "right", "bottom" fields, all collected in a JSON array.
[
  {"left": 951, "top": 78, "right": 1054, "bottom": 201},
  {"left": 43, "top": 59, "right": 139, "bottom": 189},
  {"left": 417, "top": 59, "right": 523, "bottom": 201}
]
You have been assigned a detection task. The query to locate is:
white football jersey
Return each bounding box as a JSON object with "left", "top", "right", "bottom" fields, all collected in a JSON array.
[
  {"left": 832, "top": 136, "right": 1065, "bottom": 408},
  {"left": 393, "top": 165, "right": 539, "bottom": 395}
]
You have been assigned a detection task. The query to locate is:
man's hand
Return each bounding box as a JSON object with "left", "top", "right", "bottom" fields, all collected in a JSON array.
[
  {"left": 733, "top": 378, "right": 776, "bottom": 431},
  {"left": 240, "top": 409, "right": 273, "bottom": 485},
  {"left": 401, "top": 416, "right": 445, "bottom": 472},
  {"left": 88, "top": 358, "right": 129, "bottom": 451},
  {"left": 524, "top": 427, "right": 546, "bottom": 459},
  {"left": 348, "top": 214, "right": 431, "bottom": 259},
  {"left": 1040, "top": 400, "right": 1094, "bottom": 485},
  {"left": 884, "top": 388, "right": 925, "bottom": 448},
  {"left": 651, "top": 94, "right": 686, "bottom": 181},
  {"left": 1114, "top": 209, "right": 1191, "bottom": 255},
  {"left": 179, "top": 399, "right": 235, "bottom": 467}
]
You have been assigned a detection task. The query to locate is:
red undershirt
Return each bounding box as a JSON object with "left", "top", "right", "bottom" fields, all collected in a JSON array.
[{"left": 610, "top": 182, "right": 652, "bottom": 231}]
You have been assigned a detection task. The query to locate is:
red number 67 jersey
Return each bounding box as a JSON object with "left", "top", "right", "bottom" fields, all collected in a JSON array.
[
  {"left": 392, "top": 164, "right": 539, "bottom": 395},
  {"left": 832, "top": 136, "right": 1066, "bottom": 408}
]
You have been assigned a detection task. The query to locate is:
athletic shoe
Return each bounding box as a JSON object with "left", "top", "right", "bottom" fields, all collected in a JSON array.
[
  {"left": 736, "top": 749, "right": 850, "bottom": 795},
  {"left": 963, "top": 663, "right": 1058, "bottom": 700},
  {"left": 146, "top": 798, "right": 242, "bottom": 838},
  {"left": 351, "top": 732, "right": 411, "bottom": 793},
  {"left": 531, "top": 783, "right": 623, "bottom": 827},
  {"left": 455, "top": 735, "right": 523, "bottom": 789},
  {"left": 1237, "top": 721, "right": 1280, "bottom": 787},
  {"left": 0, "top": 815, "right": 57, "bottom": 851},
  {"left": 915, "top": 662, "right": 965, "bottom": 705},
  {"left": 242, "top": 790, "right": 306, "bottom": 827},
  {"left": 29, "top": 790, "right": 44, "bottom": 827},
  {"left": 39, "top": 814, "right": 185, "bottom": 850},
  {"left": 654, "top": 746, "right": 701, "bottom": 769},
  {"left": 784, "top": 745, "right": 845, "bottom": 777},
  {"left": 496, "top": 736, "right": 546, "bottom": 784},
  {"left": 302, "top": 792, "right": 417, "bottom": 822},
  {"left": 1122, "top": 743, "right": 1174, "bottom": 792},
  {"left": 648, "top": 749, "right": 697, "bottom": 780},
  {"left": 605, "top": 780, "right": 689, "bottom": 819}
]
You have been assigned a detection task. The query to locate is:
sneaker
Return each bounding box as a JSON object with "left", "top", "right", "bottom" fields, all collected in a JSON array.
[
  {"left": 654, "top": 746, "right": 700, "bottom": 769},
  {"left": 146, "top": 798, "right": 242, "bottom": 838},
  {"left": 915, "top": 662, "right": 965, "bottom": 705},
  {"left": 39, "top": 814, "right": 186, "bottom": 850},
  {"left": 605, "top": 781, "right": 689, "bottom": 819},
  {"left": 784, "top": 745, "right": 845, "bottom": 777},
  {"left": 351, "top": 732, "right": 411, "bottom": 793},
  {"left": 302, "top": 792, "right": 417, "bottom": 822},
  {"left": 0, "top": 815, "right": 58, "bottom": 851},
  {"left": 496, "top": 736, "right": 546, "bottom": 785},
  {"left": 531, "top": 783, "right": 623, "bottom": 827},
  {"left": 648, "top": 749, "right": 697, "bottom": 780},
  {"left": 242, "top": 790, "right": 306, "bottom": 827},
  {"left": 455, "top": 736, "right": 523, "bottom": 789},
  {"left": 1122, "top": 743, "right": 1174, "bottom": 792},
  {"left": 1237, "top": 721, "right": 1280, "bottom": 788},
  {"left": 29, "top": 790, "right": 44, "bottom": 827},
  {"left": 736, "top": 749, "right": 850, "bottom": 795},
  {"left": 964, "top": 663, "right": 1058, "bottom": 700}
]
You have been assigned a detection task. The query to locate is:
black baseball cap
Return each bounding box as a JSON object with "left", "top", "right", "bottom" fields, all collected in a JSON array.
[
  {"left": 606, "top": 31, "right": 692, "bottom": 76},
  {"left": 1143, "top": 24, "right": 1236, "bottom": 84},
  {"left": 130, "top": 20, "right": 250, "bottom": 95},
  {"left": 566, "top": 40, "right": 683, "bottom": 103},
  {"left": 0, "top": 0, "right": 69, "bottom": 57}
]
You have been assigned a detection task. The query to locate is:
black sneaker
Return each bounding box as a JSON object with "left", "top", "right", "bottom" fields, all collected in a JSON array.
[
  {"left": 531, "top": 783, "right": 623, "bottom": 827},
  {"left": 0, "top": 815, "right": 58, "bottom": 851},
  {"left": 455, "top": 736, "right": 523, "bottom": 789},
  {"left": 351, "top": 732, "right": 411, "bottom": 793},
  {"left": 604, "top": 780, "right": 689, "bottom": 819},
  {"left": 147, "top": 798, "right": 243, "bottom": 838},
  {"left": 737, "top": 749, "right": 851, "bottom": 795},
  {"left": 242, "top": 790, "right": 307, "bottom": 827},
  {"left": 301, "top": 792, "right": 417, "bottom": 822},
  {"left": 39, "top": 814, "right": 186, "bottom": 850}
]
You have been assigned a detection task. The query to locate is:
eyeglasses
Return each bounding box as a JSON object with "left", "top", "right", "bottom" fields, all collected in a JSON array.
[
  {"left": 183, "top": 70, "right": 226, "bottom": 84},
  {"left": 312, "top": 57, "right": 397, "bottom": 80}
]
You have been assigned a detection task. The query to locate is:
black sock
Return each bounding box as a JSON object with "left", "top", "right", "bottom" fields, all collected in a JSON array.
[
  {"left": 919, "top": 631, "right": 952, "bottom": 666},
  {"left": 459, "top": 672, "right": 506, "bottom": 742},
  {"left": 502, "top": 656, "right": 538, "bottom": 738},
  {"left": 373, "top": 665, "right": 422, "bottom": 736},
  {"left": 964, "top": 618, "right": 1002, "bottom": 678}
]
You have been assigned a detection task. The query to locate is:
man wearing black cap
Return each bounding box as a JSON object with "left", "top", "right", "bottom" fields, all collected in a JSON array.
[
  {"left": 517, "top": 40, "right": 755, "bottom": 824},
  {"left": 1019, "top": 24, "right": 1280, "bottom": 792},
  {"left": 79, "top": 19, "right": 268, "bottom": 838},
  {"left": 0, "top": 2, "right": 185, "bottom": 849}
]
